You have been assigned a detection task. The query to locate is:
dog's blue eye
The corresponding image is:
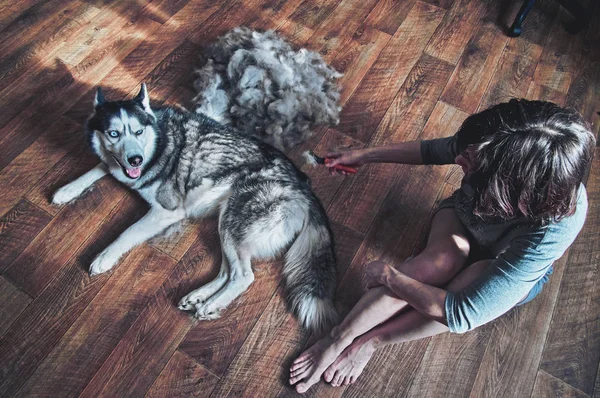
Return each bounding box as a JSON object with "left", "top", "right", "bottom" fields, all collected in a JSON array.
[
  {"left": 108, "top": 130, "right": 119, "bottom": 138},
  {"left": 135, "top": 129, "right": 144, "bottom": 135}
]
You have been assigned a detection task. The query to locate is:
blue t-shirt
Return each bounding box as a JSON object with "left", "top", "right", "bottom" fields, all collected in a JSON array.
[{"left": 421, "top": 137, "right": 588, "bottom": 333}]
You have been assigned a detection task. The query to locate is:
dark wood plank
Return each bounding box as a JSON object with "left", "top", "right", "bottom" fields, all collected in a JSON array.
[
  {"left": 5, "top": 174, "right": 129, "bottom": 296},
  {"left": 0, "top": 0, "right": 45, "bottom": 31},
  {"left": 329, "top": 55, "right": 455, "bottom": 235},
  {"left": 531, "top": 8, "right": 585, "bottom": 95},
  {"left": 289, "top": 0, "right": 343, "bottom": 30},
  {"left": 0, "top": 199, "right": 51, "bottom": 273},
  {"left": 420, "top": 0, "right": 454, "bottom": 10},
  {"left": 0, "top": 0, "right": 74, "bottom": 61},
  {"left": 564, "top": 49, "right": 600, "bottom": 136},
  {"left": 146, "top": 351, "right": 220, "bottom": 398},
  {"left": 208, "top": 287, "right": 309, "bottom": 398},
  {"left": 340, "top": 340, "right": 431, "bottom": 398},
  {"left": 330, "top": 221, "right": 365, "bottom": 283},
  {"left": 424, "top": 0, "right": 488, "bottom": 65},
  {"left": 187, "top": 0, "right": 266, "bottom": 45},
  {"left": 14, "top": 245, "right": 177, "bottom": 398},
  {"left": 439, "top": 1, "right": 509, "bottom": 113},
  {"left": 302, "top": 0, "right": 380, "bottom": 63},
  {"left": 0, "top": 276, "right": 32, "bottom": 337},
  {"left": 0, "top": 195, "right": 144, "bottom": 398},
  {"left": 364, "top": 0, "right": 418, "bottom": 35},
  {"left": 249, "top": 0, "right": 306, "bottom": 30},
  {"left": 0, "top": 117, "right": 82, "bottom": 218},
  {"left": 539, "top": 149, "right": 600, "bottom": 395},
  {"left": 78, "top": 220, "right": 223, "bottom": 397},
  {"left": 24, "top": 139, "right": 102, "bottom": 216},
  {"left": 531, "top": 369, "right": 588, "bottom": 398},
  {"left": 336, "top": 1, "right": 446, "bottom": 143},
  {"left": 178, "top": 258, "right": 282, "bottom": 377},
  {"left": 478, "top": 38, "right": 543, "bottom": 111},
  {"left": 332, "top": 26, "right": 391, "bottom": 106},
  {"left": 406, "top": 323, "right": 493, "bottom": 397},
  {"left": 277, "top": 19, "right": 315, "bottom": 47},
  {"left": 468, "top": 253, "right": 571, "bottom": 397},
  {"left": 526, "top": 81, "right": 567, "bottom": 105}
]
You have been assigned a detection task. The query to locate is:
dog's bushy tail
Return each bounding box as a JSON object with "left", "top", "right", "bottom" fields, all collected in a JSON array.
[{"left": 284, "top": 206, "right": 338, "bottom": 333}]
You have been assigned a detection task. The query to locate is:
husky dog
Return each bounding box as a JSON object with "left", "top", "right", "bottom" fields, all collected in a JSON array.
[{"left": 52, "top": 83, "right": 338, "bottom": 331}]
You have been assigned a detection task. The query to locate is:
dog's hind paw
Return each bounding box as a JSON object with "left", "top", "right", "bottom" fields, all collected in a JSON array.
[
  {"left": 177, "top": 298, "right": 196, "bottom": 311},
  {"left": 193, "top": 304, "right": 222, "bottom": 320}
]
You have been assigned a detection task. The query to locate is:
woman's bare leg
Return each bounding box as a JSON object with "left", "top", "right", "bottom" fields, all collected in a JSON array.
[
  {"left": 289, "top": 209, "right": 470, "bottom": 393},
  {"left": 324, "top": 259, "right": 492, "bottom": 387}
]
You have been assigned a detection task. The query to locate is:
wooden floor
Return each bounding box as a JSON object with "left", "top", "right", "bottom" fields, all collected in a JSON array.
[{"left": 0, "top": 0, "right": 598, "bottom": 397}]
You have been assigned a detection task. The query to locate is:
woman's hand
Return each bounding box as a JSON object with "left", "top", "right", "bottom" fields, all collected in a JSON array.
[
  {"left": 325, "top": 149, "right": 369, "bottom": 175},
  {"left": 363, "top": 260, "right": 394, "bottom": 289}
]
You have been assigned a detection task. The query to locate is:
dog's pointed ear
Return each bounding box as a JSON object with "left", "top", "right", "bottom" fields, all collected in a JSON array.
[
  {"left": 94, "top": 87, "right": 105, "bottom": 109},
  {"left": 134, "top": 83, "right": 152, "bottom": 113}
]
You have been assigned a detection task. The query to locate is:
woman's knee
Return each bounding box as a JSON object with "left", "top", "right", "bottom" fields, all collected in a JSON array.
[
  {"left": 423, "top": 234, "right": 470, "bottom": 271},
  {"left": 395, "top": 240, "right": 470, "bottom": 286}
]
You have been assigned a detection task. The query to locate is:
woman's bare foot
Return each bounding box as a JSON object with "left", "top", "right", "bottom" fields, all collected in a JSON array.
[
  {"left": 289, "top": 335, "right": 350, "bottom": 393},
  {"left": 323, "top": 337, "right": 377, "bottom": 387}
]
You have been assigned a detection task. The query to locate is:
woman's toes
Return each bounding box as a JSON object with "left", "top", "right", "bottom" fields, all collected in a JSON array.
[
  {"left": 291, "top": 360, "right": 312, "bottom": 372},
  {"left": 295, "top": 381, "right": 312, "bottom": 394},
  {"left": 323, "top": 367, "right": 335, "bottom": 382},
  {"left": 350, "top": 376, "right": 356, "bottom": 384},
  {"left": 343, "top": 376, "right": 350, "bottom": 386},
  {"left": 292, "top": 354, "right": 311, "bottom": 366},
  {"left": 290, "top": 364, "right": 310, "bottom": 378},
  {"left": 332, "top": 372, "right": 343, "bottom": 387}
]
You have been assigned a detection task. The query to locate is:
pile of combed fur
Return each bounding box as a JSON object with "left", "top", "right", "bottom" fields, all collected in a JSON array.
[{"left": 192, "top": 27, "right": 342, "bottom": 151}]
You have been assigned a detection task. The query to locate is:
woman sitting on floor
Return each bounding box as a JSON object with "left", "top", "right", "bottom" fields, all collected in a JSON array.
[{"left": 289, "top": 99, "right": 596, "bottom": 393}]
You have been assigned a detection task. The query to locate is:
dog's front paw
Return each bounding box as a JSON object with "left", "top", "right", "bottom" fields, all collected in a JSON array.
[
  {"left": 89, "top": 251, "right": 117, "bottom": 276},
  {"left": 193, "top": 303, "right": 223, "bottom": 320},
  {"left": 52, "top": 184, "right": 82, "bottom": 205}
]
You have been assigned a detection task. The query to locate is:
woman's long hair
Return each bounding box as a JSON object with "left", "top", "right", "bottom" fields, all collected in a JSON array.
[{"left": 456, "top": 99, "right": 595, "bottom": 222}]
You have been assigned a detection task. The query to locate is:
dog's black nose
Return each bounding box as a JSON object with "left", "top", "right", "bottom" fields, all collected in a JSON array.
[{"left": 128, "top": 155, "right": 143, "bottom": 167}]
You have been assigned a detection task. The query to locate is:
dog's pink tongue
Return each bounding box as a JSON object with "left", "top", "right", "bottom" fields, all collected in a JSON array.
[{"left": 126, "top": 167, "right": 141, "bottom": 179}]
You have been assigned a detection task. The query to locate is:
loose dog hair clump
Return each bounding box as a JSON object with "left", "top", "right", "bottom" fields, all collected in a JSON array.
[{"left": 192, "top": 27, "right": 342, "bottom": 151}]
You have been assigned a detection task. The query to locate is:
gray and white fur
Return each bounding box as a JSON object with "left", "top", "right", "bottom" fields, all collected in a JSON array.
[
  {"left": 52, "top": 84, "right": 338, "bottom": 332},
  {"left": 192, "top": 27, "right": 342, "bottom": 151}
]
